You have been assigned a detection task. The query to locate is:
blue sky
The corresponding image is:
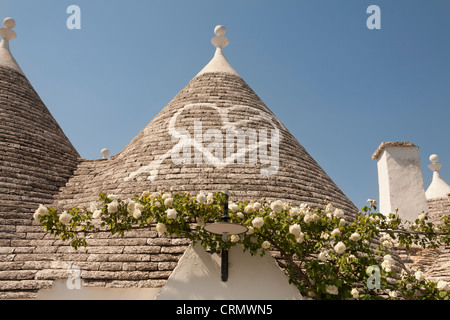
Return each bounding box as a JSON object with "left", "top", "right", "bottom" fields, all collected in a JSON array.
[{"left": 1, "top": 0, "right": 449, "bottom": 210}]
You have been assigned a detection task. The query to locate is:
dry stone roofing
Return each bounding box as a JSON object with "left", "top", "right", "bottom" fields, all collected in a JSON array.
[{"left": 0, "top": 21, "right": 447, "bottom": 299}]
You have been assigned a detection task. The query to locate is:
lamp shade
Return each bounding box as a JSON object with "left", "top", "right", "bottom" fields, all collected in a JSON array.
[{"left": 204, "top": 222, "right": 248, "bottom": 236}]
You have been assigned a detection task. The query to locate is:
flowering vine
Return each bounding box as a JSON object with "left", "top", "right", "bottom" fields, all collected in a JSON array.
[{"left": 34, "top": 191, "right": 450, "bottom": 300}]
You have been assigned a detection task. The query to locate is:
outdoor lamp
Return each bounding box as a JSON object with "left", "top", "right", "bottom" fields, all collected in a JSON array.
[{"left": 204, "top": 191, "right": 248, "bottom": 282}]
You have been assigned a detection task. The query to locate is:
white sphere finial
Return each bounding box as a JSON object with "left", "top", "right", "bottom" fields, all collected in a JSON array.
[
  {"left": 101, "top": 148, "right": 110, "bottom": 159},
  {"left": 429, "top": 154, "right": 439, "bottom": 164},
  {"left": 214, "top": 25, "right": 226, "bottom": 37},
  {"left": 3, "top": 17, "right": 16, "bottom": 29},
  {"left": 211, "top": 25, "right": 229, "bottom": 49}
]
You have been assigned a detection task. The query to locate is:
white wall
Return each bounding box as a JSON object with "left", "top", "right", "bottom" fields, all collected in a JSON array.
[{"left": 156, "top": 243, "right": 302, "bottom": 300}]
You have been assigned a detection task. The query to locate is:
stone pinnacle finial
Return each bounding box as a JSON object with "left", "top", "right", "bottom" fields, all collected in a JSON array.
[
  {"left": 426, "top": 154, "right": 450, "bottom": 200},
  {"left": 101, "top": 148, "right": 110, "bottom": 159},
  {"left": 211, "top": 25, "right": 230, "bottom": 49},
  {"left": 196, "top": 24, "right": 239, "bottom": 77},
  {"left": 0, "top": 17, "right": 17, "bottom": 42},
  {"left": 428, "top": 154, "right": 442, "bottom": 172},
  {"left": 429, "top": 154, "right": 439, "bottom": 164}
]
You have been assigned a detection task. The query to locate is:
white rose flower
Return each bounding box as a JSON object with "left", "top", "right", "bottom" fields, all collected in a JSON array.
[
  {"left": 350, "top": 232, "right": 361, "bottom": 242},
  {"left": 318, "top": 251, "right": 328, "bottom": 262},
  {"left": 270, "top": 200, "right": 283, "bottom": 213},
  {"left": 339, "top": 219, "right": 347, "bottom": 227},
  {"left": 261, "top": 241, "right": 271, "bottom": 250},
  {"left": 320, "top": 232, "right": 329, "bottom": 240},
  {"left": 312, "top": 213, "right": 320, "bottom": 222},
  {"left": 236, "top": 212, "right": 244, "bottom": 219},
  {"left": 133, "top": 208, "right": 142, "bottom": 219},
  {"left": 351, "top": 288, "right": 359, "bottom": 299},
  {"left": 59, "top": 211, "right": 73, "bottom": 225},
  {"left": 156, "top": 222, "right": 167, "bottom": 234},
  {"left": 334, "top": 241, "right": 346, "bottom": 254},
  {"left": 326, "top": 285, "right": 338, "bottom": 295},
  {"left": 141, "top": 190, "right": 150, "bottom": 198},
  {"left": 382, "top": 240, "right": 392, "bottom": 248},
  {"left": 33, "top": 211, "right": 40, "bottom": 222},
  {"left": 196, "top": 192, "right": 206, "bottom": 204},
  {"left": 437, "top": 280, "right": 449, "bottom": 291},
  {"left": 127, "top": 200, "right": 136, "bottom": 211},
  {"left": 34, "top": 204, "right": 49, "bottom": 220},
  {"left": 333, "top": 208, "right": 344, "bottom": 218},
  {"left": 289, "top": 224, "right": 301, "bottom": 236},
  {"left": 247, "top": 226, "right": 254, "bottom": 235},
  {"left": 253, "top": 202, "right": 262, "bottom": 210},
  {"left": 415, "top": 270, "right": 425, "bottom": 281},
  {"left": 37, "top": 204, "right": 49, "bottom": 215},
  {"left": 93, "top": 209, "right": 102, "bottom": 219},
  {"left": 324, "top": 204, "right": 334, "bottom": 214},
  {"left": 162, "top": 193, "right": 172, "bottom": 200},
  {"left": 331, "top": 228, "right": 341, "bottom": 237},
  {"left": 149, "top": 192, "right": 159, "bottom": 200},
  {"left": 135, "top": 203, "right": 144, "bottom": 211},
  {"left": 164, "top": 198, "right": 173, "bottom": 207},
  {"left": 289, "top": 207, "right": 300, "bottom": 216},
  {"left": 107, "top": 194, "right": 119, "bottom": 201},
  {"left": 381, "top": 260, "right": 392, "bottom": 272},
  {"left": 388, "top": 290, "right": 398, "bottom": 298},
  {"left": 230, "top": 235, "right": 240, "bottom": 243},
  {"left": 252, "top": 217, "right": 264, "bottom": 229},
  {"left": 418, "top": 213, "right": 426, "bottom": 221},
  {"left": 154, "top": 201, "right": 161, "bottom": 208},
  {"left": 299, "top": 203, "right": 308, "bottom": 214},
  {"left": 229, "top": 203, "right": 239, "bottom": 212},
  {"left": 296, "top": 232, "right": 305, "bottom": 243},
  {"left": 207, "top": 193, "right": 214, "bottom": 202},
  {"left": 107, "top": 200, "right": 119, "bottom": 214},
  {"left": 166, "top": 208, "right": 177, "bottom": 220},
  {"left": 303, "top": 214, "right": 313, "bottom": 224},
  {"left": 244, "top": 204, "right": 255, "bottom": 214}
]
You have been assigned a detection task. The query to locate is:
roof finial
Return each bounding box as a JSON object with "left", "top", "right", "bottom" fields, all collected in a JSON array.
[
  {"left": 211, "top": 25, "right": 230, "bottom": 49},
  {"left": 0, "top": 17, "right": 24, "bottom": 75},
  {"left": 196, "top": 24, "right": 239, "bottom": 77},
  {"left": 101, "top": 148, "right": 110, "bottom": 160},
  {"left": 425, "top": 154, "right": 450, "bottom": 200},
  {"left": 0, "top": 17, "right": 17, "bottom": 42}
]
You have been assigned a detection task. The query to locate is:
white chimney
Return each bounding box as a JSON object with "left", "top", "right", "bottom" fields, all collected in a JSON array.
[{"left": 372, "top": 142, "right": 429, "bottom": 222}]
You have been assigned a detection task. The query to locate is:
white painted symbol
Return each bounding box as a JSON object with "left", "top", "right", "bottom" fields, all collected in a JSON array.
[{"left": 125, "top": 103, "right": 283, "bottom": 182}]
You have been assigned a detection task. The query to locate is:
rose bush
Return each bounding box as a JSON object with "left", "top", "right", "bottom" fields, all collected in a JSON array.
[{"left": 34, "top": 191, "right": 450, "bottom": 300}]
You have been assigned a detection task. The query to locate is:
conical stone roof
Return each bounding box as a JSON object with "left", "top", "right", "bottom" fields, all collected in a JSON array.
[
  {"left": 0, "top": 18, "right": 80, "bottom": 299},
  {"left": 54, "top": 26, "right": 358, "bottom": 215},
  {"left": 0, "top": 18, "right": 79, "bottom": 218}
]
